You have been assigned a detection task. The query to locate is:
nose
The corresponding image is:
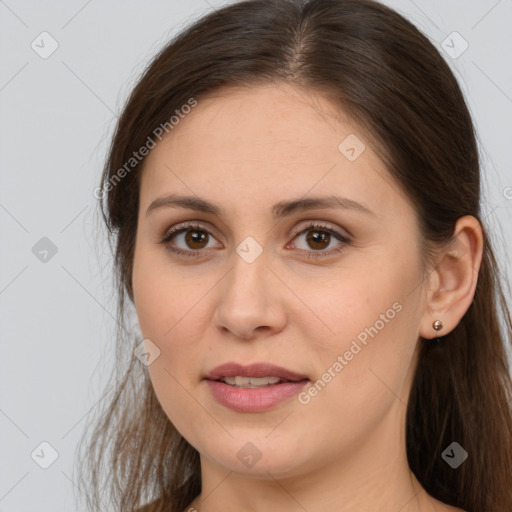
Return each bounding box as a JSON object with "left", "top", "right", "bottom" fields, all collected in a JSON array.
[{"left": 212, "top": 249, "right": 287, "bottom": 341}]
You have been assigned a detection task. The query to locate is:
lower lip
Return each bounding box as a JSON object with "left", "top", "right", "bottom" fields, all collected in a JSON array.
[{"left": 205, "top": 379, "right": 309, "bottom": 412}]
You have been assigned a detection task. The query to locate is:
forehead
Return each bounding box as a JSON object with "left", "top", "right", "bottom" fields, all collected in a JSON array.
[
  {"left": 156, "top": 84, "right": 361, "bottom": 163},
  {"left": 139, "top": 83, "right": 407, "bottom": 219}
]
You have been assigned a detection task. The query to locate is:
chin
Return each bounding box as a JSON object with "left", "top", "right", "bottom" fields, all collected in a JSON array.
[{"left": 204, "top": 438, "right": 313, "bottom": 479}]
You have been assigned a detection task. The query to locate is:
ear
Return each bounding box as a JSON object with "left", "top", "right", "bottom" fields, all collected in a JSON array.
[{"left": 419, "top": 215, "right": 484, "bottom": 339}]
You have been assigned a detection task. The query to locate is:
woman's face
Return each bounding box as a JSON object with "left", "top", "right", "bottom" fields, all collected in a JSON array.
[{"left": 132, "top": 83, "right": 429, "bottom": 479}]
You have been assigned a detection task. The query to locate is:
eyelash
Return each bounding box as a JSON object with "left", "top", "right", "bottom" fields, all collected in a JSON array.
[{"left": 159, "top": 222, "right": 351, "bottom": 259}]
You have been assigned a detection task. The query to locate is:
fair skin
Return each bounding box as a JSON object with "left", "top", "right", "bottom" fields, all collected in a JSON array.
[{"left": 132, "top": 83, "right": 483, "bottom": 512}]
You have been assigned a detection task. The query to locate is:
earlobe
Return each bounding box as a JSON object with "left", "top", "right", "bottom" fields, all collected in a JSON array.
[{"left": 419, "top": 215, "right": 484, "bottom": 340}]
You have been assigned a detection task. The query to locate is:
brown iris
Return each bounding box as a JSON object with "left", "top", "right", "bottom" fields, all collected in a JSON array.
[
  {"left": 185, "top": 230, "right": 209, "bottom": 249},
  {"left": 306, "top": 230, "right": 330, "bottom": 250}
]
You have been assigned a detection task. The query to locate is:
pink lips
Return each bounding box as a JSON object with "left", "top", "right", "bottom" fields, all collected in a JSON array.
[{"left": 203, "top": 362, "right": 309, "bottom": 412}]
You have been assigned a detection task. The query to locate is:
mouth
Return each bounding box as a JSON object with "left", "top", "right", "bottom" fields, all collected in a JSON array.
[
  {"left": 203, "top": 362, "right": 309, "bottom": 412},
  {"left": 215, "top": 375, "right": 306, "bottom": 388},
  {"left": 203, "top": 361, "right": 309, "bottom": 386}
]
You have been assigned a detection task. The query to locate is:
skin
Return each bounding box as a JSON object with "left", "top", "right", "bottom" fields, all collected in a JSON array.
[{"left": 132, "top": 83, "right": 483, "bottom": 512}]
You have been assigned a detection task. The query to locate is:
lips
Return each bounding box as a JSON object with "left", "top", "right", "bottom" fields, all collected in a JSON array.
[
  {"left": 203, "top": 362, "right": 310, "bottom": 412},
  {"left": 203, "top": 362, "right": 309, "bottom": 383}
]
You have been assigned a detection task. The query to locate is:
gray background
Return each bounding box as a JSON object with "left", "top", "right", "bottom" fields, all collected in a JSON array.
[{"left": 1, "top": 0, "right": 511, "bottom": 510}]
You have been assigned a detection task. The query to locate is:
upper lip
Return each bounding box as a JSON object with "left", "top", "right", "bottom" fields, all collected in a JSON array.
[{"left": 204, "top": 362, "right": 309, "bottom": 382}]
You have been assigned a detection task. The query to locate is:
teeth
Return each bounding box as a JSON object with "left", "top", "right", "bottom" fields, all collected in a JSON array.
[{"left": 222, "top": 376, "right": 282, "bottom": 388}]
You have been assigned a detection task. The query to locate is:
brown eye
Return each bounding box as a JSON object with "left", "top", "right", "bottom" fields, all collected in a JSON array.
[
  {"left": 292, "top": 223, "right": 352, "bottom": 258},
  {"left": 291, "top": 223, "right": 350, "bottom": 257},
  {"left": 160, "top": 223, "right": 222, "bottom": 256}
]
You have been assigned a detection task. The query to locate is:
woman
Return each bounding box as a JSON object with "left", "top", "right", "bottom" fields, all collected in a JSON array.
[{"left": 78, "top": 0, "right": 512, "bottom": 511}]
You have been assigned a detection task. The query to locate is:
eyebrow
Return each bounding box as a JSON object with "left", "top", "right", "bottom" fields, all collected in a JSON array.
[{"left": 145, "top": 193, "right": 376, "bottom": 220}]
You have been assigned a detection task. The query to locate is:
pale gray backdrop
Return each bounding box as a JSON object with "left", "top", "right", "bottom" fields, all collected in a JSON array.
[{"left": 1, "top": 0, "right": 511, "bottom": 511}]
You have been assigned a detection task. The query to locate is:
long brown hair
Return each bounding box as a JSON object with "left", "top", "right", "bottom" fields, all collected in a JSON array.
[{"left": 76, "top": 1, "right": 512, "bottom": 511}]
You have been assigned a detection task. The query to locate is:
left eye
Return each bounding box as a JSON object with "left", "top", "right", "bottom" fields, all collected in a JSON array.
[{"left": 290, "top": 224, "right": 349, "bottom": 253}]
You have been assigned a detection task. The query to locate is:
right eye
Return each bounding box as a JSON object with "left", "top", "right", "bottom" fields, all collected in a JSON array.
[{"left": 160, "top": 223, "right": 222, "bottom": 257}]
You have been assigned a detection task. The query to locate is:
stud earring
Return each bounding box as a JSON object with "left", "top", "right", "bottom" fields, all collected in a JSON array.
[{"left": 433, "top": 319, "right": 444, "bottom": 332}]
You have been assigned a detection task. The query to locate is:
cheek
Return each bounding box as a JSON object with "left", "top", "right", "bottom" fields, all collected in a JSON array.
[
  {"left": 303, "top": 261, "right": 422, "bottom": 420},
  {"left": 132, "top": 246, "right": 217, "bottom": 394},
  {"left": 132, "top": 250, "right": 212, "bottom": 435},
  {"left": 302, "top": 243, "right": 418, "bottom": 364},
  {"left": 133, "top": 243, "right": 206, "bottom": 339},
  {"left": 293, "top": 293, "right": 418, "bottom": 460}
]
